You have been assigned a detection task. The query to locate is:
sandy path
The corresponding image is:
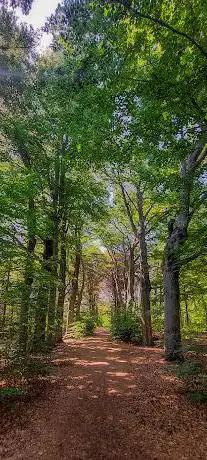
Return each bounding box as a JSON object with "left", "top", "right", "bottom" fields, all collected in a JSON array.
[{"left": 0, "top": 328, "right": 206, "bottom": 459}]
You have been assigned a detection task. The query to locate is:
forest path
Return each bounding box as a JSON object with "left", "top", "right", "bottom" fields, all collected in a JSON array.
[{"left": 1, "top": 328, "right": 207, "bottom": 460}]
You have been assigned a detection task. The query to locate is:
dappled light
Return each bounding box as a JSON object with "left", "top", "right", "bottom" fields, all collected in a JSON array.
[{"left": 1, "top": 0, "right": 207, "bottom": 459}]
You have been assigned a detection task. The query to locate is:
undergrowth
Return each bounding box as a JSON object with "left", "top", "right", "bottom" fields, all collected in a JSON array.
[{"left": 111, "top": 309, "right": 142, "bottom": 344}]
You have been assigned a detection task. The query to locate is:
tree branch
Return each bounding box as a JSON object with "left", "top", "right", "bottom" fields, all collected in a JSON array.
[{"left": 113, "top": 0, "right": 207, "bottom": 59}]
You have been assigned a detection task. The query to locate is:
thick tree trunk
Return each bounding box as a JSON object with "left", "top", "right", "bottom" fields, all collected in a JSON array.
[
  {"left": 164, "top": 143, "right": 207, "bottom": 359},
  {"left": 137, "top": 188, "right": 153, "bottom": 346},
  {"left": 164, "top": 254, "right": 182, "bottom": 360}
]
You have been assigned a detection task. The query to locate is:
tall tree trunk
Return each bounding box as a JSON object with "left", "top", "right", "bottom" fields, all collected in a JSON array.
[
  {"left": 19, "top": 198, "right": 36, "bottom": 354},
  {"left": 47, "top": 152, "right": 61, "bottom": 345},
  {"left": 76, "top": 261, "right": 85, "bottom": 321},
  {"left": 128, "top": 244, "right": 135, "bottom": 305},
  {"left": 137, "top": 188, "right": 153, "bottom": 346},
  {"left": 112, "top": 273, "right": 118, "bottom": 309},
  {"left": 67, "top": 232, "right": 81, "bottom": 329},
  {"left": 164, "top": 143, "right": 207, "bottom": 360},
  {"left": 110, "top": 251, "right": 124, "bottom": 308},
  {"left": 47, "top": 216, "right": 59, "bottom": 346},
  {"left": 33, "top": 239, "right": 52, "bottom": 351},
  {"left": 183, "top": 290, "right": 190, "bottom": 325},
  {"left": 164, "top": 250, "right": 182, "bottom": 360},
  {"left": 56, "top": 230, "right": 67, "bottom": 341},
  {"left": 123, "top": 245, "right": 129, "bottom": 305},
  {"left": 0, "top": 266, "right": 11, "bottom": 329}
]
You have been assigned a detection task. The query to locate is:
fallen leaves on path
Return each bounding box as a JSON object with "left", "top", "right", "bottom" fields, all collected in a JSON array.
[{"left": 0, "top": 329, "right": 206, "bottom": 459}]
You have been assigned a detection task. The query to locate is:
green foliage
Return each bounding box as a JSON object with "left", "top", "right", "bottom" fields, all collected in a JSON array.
[
  {"left": 187, "top": 391, "right": 207, "bottom": 403},
  {"left": 82, "top": 313, "right": 96, "bottom": 336},
  {"left": 111, "top": 309, "right": 142, "bottom": 344},
  {"left": 0, "top": 387, "right": 26, "bottom": 400},
  {"left": 66, "top": 314, "right": 96, "bottom": 339},
  {"left": 96, "top": 313, "right": 111, "bottom": 329},
  {"left": 176, "top": 360, "right": 202, "bottom": 378},
  {"left": 67, "top": 321, "right": 86, "bottom": 339}
]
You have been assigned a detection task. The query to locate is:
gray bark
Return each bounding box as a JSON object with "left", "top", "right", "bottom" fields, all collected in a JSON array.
[{"left": 164, "top": 143, "right": 207, "bottom": 360}]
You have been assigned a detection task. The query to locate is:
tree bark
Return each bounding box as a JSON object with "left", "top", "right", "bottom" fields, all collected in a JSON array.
[
  {"left": 0, "top": 266, "right": 11, "bottom": 329},
  {"left": 128, "top": 244, "right": 135, "bottom": 304},
  {"left": 67, "top": 231, "right": 81, "bottom": 328},
  {"left": 164, "top": 143, "right": 207, "bottom": 360},
  {"left": 33, "top": 239, "right": 52, "bottom": 351},
  {"left": 56, "top": 236, "right": 66, "bottom": 341},
  {"left": 136, "top": 188, "right": 153, "bottom": 346},
  {"left": 164, "top": 252, "right": 182, "bottom": 360},
  {"left": 76, "top": 261, "right": 85, "bottom": 321},
  {"left": 19, "top": 198, "right": 36, "bottom": 354}
]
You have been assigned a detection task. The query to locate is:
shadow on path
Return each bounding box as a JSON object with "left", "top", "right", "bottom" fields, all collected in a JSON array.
[{"left": 0, "top": 328, "right": 206, "bottom": 459}]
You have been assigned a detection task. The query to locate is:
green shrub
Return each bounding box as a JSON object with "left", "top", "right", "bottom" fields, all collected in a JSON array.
[
  {"left": 67, "top": 321, "right": 86, "bottom": 339},
  {"left": 0, "top": 387, "right": 26, "bottom": 401},
  {"left": 187, "top": 391, "right": 207, "bottom": 403},
  {"left": 84, "top": 315, "right": 96, "bottom": 336},
  {"left": 66, "top": 314, "right": 95, "bottom": 339},
  {"left": 176, "top": 360, "right": 202, "bottom": 378},
  {"left": 111, "top": 309, "right": 142, "bottom": 344},
  {"left": 96, "top": 313, "right": 111, "bottom": 329}
]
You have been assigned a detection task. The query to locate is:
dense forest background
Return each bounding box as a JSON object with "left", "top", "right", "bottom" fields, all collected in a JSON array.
[{"left": 0, "top": 0, "right": 207, "bottom": 368}]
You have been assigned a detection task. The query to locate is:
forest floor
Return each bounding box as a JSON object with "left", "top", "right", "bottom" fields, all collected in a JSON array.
[{"left": 0, "top": 328, "right": 207, "bottom": 460}]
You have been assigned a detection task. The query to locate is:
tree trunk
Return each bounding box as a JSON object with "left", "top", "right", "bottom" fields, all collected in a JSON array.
[
  {"left": 183, "top": 291, "right": 190, "bottom": 325},
  {"left": 67, "top": 233, "right": 81, "bottom": 328},
  {"left": 164, "top": 253, "right": 182, "bottom": 360},
  {"left": 19, "top": 198, "right": 36, "bottom": 354},
  {"left": 47, "top": 216, "right": 59, "bottom": 346},
  {"left": 76, "top": 261, "right": 85, "bottom": 321},
  {"left": 137, "top": 188, "right": 153, "bottom": 346},
  {"left": 56, "top": 236, "right": 67, "bottom": 341},
  {"left": 33, "top": 239, "right": 52, "bottom": 352},
  {"left": 0, "top": 267, "right": 11, "bottom": 329},
  {"left": 164, "top": 143, "right": 207, "bottom": 359},
  {"left": 128, "top": 244, "right": 135, "bottom": 304}
]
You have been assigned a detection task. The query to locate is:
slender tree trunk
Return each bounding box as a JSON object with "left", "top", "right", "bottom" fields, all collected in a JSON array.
[
  {"left": 76, "top": 261, "right": 85, "bottom": 321},
  {"left": 47, "top": 150, "right": 61, "bottom": 345},
  {"left": 67, "top": 233, "right": 81, "bottom": 328},
  {"left": 33, "top": 239, "right": 53, "bottom": 351},
  {"left": 19, "top": 198, "right": 36, "bottom": 354},
  {"left": 56, "top": 235, "right": 67, "bottom": 341},
  {"left": 183, "top": 291, "right": 190, "bottom": 325},
  {"left": 47, "top": 216, "right": 59, "bottom": 346},
  {"left": 110, "top": 251, "right": 124, "bottom": 308},
  {"left": 137, "top": 188, "right": 153, "bottom": 346},
  {"left": 123, "top": 246, "right": 128, "bottom": 305},
  {"left": 129, "top": 244, "right": 135, "bottom": 304},
  {"left": 112, "top": 273, "right": 118, "bottom": 309},
  {"left": 1, "top": 267, "right": 11, "bottom": 329}
]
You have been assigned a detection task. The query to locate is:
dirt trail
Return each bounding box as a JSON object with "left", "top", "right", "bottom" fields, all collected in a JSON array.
[{"left": 0, "top": 328, "right": 207, "bottom": 460}]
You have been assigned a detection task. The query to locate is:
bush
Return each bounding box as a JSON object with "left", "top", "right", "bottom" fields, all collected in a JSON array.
[
  {"left": 96, "top": 312, "right": 111, "bottom": 329},
  {"left": 111, "top": 309, "right": 142, "bottom": 344},
  {"left": 84, "top": 315, "right": 96, "bottom": 336},
  {"left": 66, "top": 314, "right": 96, "bottom": 339}
]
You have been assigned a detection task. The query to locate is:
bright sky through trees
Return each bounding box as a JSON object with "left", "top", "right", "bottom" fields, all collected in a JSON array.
[{"left": 18, "top": 0, "right": 59, "bottom": 49}]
